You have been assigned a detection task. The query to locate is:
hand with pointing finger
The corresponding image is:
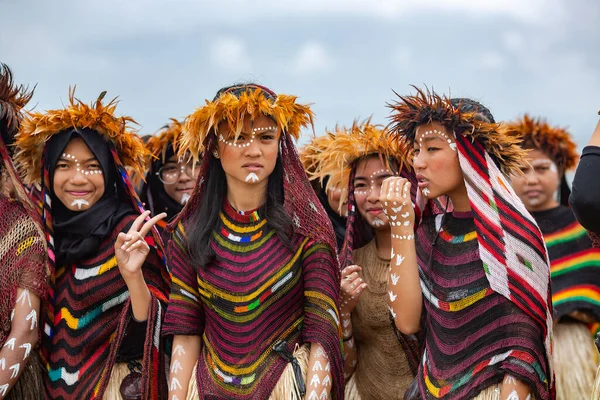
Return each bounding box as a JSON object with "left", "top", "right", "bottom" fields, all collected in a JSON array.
[{"left": 115, "top": 210, "right": 167, "bottom": 281}]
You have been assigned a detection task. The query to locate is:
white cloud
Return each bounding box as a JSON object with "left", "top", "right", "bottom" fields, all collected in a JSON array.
[
  {"left": 210, "top": 37, "right": 252, "bottom": 72},
  {"left": 291, "top": 43, "right": 334, "bottom": 75},
  {"left": 477, "top": 51, "right": 507, "bottom": 70}
]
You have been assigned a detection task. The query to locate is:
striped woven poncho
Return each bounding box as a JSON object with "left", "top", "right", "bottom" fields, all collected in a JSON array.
[
  {"left": 532, "top": 205, "right": 600, "bottom": 328},
  {"left": 40, "top": 150, "right": 171, "bottom": 399},
  {"left": 164, "top": 200, "right": 343, "bottom": 399}
]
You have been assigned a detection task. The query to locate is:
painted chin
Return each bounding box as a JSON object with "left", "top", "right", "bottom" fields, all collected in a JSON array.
[
  {"left": 370, "top": 217, "right": 388, "bottom": 228},
  {"left": 244, "top": 172, "right": 260, "bottom": 183},
  {"left": 70, "top": 198, "right": 90, "bottom": 210}
]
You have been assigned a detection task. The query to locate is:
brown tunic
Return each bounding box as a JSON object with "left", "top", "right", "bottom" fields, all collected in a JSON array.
[{"left": 350, "top": 239, "right": 414, "bottom": 399}]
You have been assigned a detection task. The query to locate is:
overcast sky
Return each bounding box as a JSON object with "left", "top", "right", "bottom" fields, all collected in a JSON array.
[{"left": 1, "top": 0, "right": 599, "bottom": 148}]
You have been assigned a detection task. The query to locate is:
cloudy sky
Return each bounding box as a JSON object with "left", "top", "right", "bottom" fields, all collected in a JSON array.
[{"left": 1, "top": 0, "right": 599, "bottom": 147}]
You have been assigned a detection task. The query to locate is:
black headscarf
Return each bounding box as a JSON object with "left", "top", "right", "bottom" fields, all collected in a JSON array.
[
  {"left": 316, "top": 177, "right": 347, "bottom": 251},
  {"left": 45, "top": 128, "right": 133, "bottom": 265},
  {"left": 139, "top": 143, "right": 183, "bottom": 222}
]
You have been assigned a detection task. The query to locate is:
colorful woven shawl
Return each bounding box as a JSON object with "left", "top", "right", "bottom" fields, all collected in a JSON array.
[
  {"left": 39, "top": 147, "right": 171, "bottom": 399},
  {"left": 14, "top": 91, "right": 171, "bottom": 399},
  {"left": 388, "top": 87, "right": 554, "bottom": 386},
  {"left": 164, "top": 85, "right": 344, "bottom": 399}
]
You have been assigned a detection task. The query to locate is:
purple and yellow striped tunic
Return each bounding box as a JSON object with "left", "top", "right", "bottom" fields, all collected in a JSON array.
[{"left": 163, "top": 201, "right": 343, "bottom": 399}]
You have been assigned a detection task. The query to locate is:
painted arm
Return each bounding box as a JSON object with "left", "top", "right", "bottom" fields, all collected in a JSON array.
[
  {"left": 306, "top": 343, "right": 332, "bottom": 400},
  {"left": 339, "top": 265, "right": 366, "bottom": 378},
  {"left": 380, "top": 177, "right": 422, "bottom": 335},
  {"left": 0, "top": 288, "right": 40, "bottom": 399},
  {"left": 167, "top": 335, "right": 201, "bottom": 400}
]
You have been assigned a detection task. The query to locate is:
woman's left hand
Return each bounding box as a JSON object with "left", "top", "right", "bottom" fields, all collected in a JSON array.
[{"left": 115, "top": 210, "right": 166, "bottom": 281}]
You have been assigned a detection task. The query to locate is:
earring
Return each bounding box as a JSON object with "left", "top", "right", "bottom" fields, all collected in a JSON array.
[{"left": 212, "top": 150, "right": 219, "bottom": 159}]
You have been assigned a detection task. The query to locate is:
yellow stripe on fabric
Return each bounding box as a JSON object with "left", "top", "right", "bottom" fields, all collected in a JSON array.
[
  {"left": 200, "top": 273, "right": 302, "bottom": 324},
  {"left": 205, "top": 317, "right": 303, "bottom": 376},
  {"left": 305, "top": 290, "right": 339, "bottom": 316},
  {"left": 424, "top": 374, "right": 443, "bottom": 398},
  {"left": 220, "top": 213, "right": 267, "bottom": 233},
  {"left": 198, "top": 237, "right": 309, "bottom": 302},
  {"left": 58, "top": 307, "right": 79, "bottom": 330},
  {"left": 544, "top": 222, "right": 586, "bottom": 246},
  {"left": 99, "top": 256, "right": 118, "bottom": 275},
  {"left": 212, "top": 229, "right": 276, "bottom": 253},
  {"left": 16, "top": 236, "right": 36, "bottom": 255},
  {"left": 301, "top": 242, "right": 329, "bottom": 260},
  {"left": 553, "top": 288, "right": 600, "bottom": 304},
  {"left": 173, "top": 277, "right": 197, "bottom": 295},
  {"left": 551, "top": 253, "right": 600, "bottom": 274},
  {"left": 446, "top": 288, "right": 490, "bottom": 312}
]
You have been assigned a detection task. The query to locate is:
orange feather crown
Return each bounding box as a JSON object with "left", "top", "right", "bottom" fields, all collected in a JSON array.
[
  {"left": 305, "top": 119, "right": 411, "bottom": 208},
  {"left": 14, "top": 89, "right": 149, "bottom": 185},
  {"left": 387, "top": 86, "right": 526, "bottom": 176},
  {"left": 145, "top": 118, "right": 185, "bottom": 165},
  {"left": 179, "top": 87, "right": 314, "bottom": 162},
  {"left": 506, "top": 114, "right": 579, "bottom": 172}
]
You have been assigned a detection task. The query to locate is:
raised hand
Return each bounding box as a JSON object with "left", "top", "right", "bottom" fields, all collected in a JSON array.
[
  {"left": 379, "top": 177, "right": 415, "bottom": 232},
  {"left": 115, "top": 211, "right": 166, "bottom": 281},
  {"left": 340, "top": 265, "right": 367, "bottom": 315}
]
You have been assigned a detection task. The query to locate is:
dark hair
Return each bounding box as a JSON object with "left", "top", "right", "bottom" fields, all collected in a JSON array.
[
  {"left": 450, "top": 98, "right": 496, "bottom": 123},
  {"left": 185, "top": 83, "right": 294, "bottom": 269}
]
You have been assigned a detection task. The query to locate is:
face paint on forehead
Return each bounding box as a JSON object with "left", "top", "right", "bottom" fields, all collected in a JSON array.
[
  {"left": 529, "top": 158, "right": 557, "bottom": 172},
  {"left": 218, "top": 125, "right": 279, "bottom": 148},
  {"left": 416, "top": 129, "right": 457, "bottom": 151}
]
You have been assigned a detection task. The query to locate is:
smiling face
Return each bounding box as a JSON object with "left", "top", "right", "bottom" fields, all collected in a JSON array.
[
  {"left": 216, "top": 114, "right": 281, "bottom": 188},
  {"left": 413, "top": 122, "right": 465, "bottom": 200},
  {"left": 53, "top": 137, "right": 105, "bottom": 211},
  {"left": 511, "top": 148, "right": 560, "bottom": 212},
  {"left": 160, "top": 155, "right": 199, "bottom": 205},
  {"left": 353, "top": 156, "right": 396, "bottom": 230}
]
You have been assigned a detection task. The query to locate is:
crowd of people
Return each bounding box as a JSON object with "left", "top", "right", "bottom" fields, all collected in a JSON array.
[{"left": 1, "top": 62, "right": 600, "bottom": 399}]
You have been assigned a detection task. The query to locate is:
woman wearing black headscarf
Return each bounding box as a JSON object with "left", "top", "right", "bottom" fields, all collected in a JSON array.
[{"left": 15, "top": 91, "right": 171, "bottom": 400}]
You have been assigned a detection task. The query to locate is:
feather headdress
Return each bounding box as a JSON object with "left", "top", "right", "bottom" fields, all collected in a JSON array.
[
  {"left": 387, "top": 86, "right": 525, "bottom": 176},
  {"left": 146, "top": 119, "right": 184, "bottom": 164},
  {"left": 506, "top": 114, "right": 579, "bottom": 171},
  {"left": 0, "top": 63, "right": 33, "bottom": 146},
  {"left": 180, "top": 86, "right": 314, "bottom": 160},
  {"left": 388, "top": 86, "right": 555, "bottom": 384},
  {"left": 15, "top": 88, "right": 148, "bottom": 185},
  {"left": 305, "top": 118, "right": 410, "bottom": 208}
]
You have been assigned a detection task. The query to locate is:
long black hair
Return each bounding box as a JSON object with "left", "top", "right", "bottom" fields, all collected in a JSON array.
[{"left": 184, "top": 84, "right": 294, "bottom": 269}]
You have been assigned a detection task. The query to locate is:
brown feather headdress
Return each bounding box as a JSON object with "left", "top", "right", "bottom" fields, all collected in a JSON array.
[
  {"left": 15, "top": 88, "right": 148, "bottom": 185},
  {"left": 180, "top": 87, "right": 314, "bottom": 161},
  {"left": 146, "top": 119, "right": 184, "bottom": 165},
  {"left": 0, "top": 63, "right": 34, "bottom": 145},
  {"left": 506, "top": 114, "right": 579, "bottom": 171},
  {"left": 306, "top": 119, "right": 410, "bottom": 208},
  {"left": 387, "top": 86, "right": 526, "bottom": 176}
]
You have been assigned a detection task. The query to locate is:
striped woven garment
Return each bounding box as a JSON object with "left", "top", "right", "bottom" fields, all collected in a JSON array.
[
  {"left": 40, "top": 146, "right": 171, "bottom": 400},
  {"left": 452, "top": 133, "right": 554, "bottom": 378},
  {"left": 532, "top": 205, "right": 600, "bottom": 328},
  {"left": 163, "top": 132, "right": 344, "bottom": 399}
]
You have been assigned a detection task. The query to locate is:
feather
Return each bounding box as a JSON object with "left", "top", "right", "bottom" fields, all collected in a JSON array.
[
  {"left": 14, "top": 88, "right": 148, "bottom": 185},
  {"left": 506, "top": 114, "right": 579, "bottom": 171},
  {"left": 300, "top": 118, "right": 411, "bottom": 210},
  {"left": 387, "top": 85, "right": 526, "bottom": 176},
  {"left": 180, "top": 88, "right": 314, "bottom": 163}
]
